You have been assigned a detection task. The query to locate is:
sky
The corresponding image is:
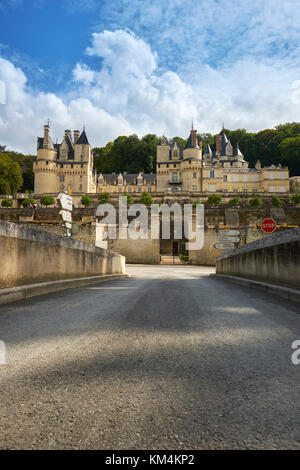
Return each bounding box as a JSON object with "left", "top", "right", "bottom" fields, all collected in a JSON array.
[{"left": 1, "top": 0, "right": 300, "bottom": 153}]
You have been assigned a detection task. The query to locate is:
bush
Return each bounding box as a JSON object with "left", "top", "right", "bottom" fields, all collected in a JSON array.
[
  {"left": 249, "top": 196, "right": 262, "bottom": 208},
  {"left": 123, "top": 193, "right": 134, "bottom": 205},
  {"left": 290, "top": 193, "right": 300, "bottom": 204},
  {"left": 1, "top": 198, "right": 13, "bottom": 207},
  {"left": 81, "top": 194, "right": 92, "bottom": 207},
  {"left": 207, "top": 194, "right": 222, "bottom": 205},
  {"left": 229, "top": 197, "right": 240, "bottom": 206},
  {"left": 271, "top": 196, "right": 283, "bottom": 207},
  {"left": 40, "top": 195, "right": 55, "bottom": 207},
  {"left": 22, "top": 197, "right": 35, "bottom": 208},
  {"left": 97, "top": 192, "right": 110, "bottom": 204},
  {"left": 139, "top": 191, "right": 153, "bottom": 206}
]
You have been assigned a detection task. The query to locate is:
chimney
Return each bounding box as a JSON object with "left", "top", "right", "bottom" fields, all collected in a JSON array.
[
  {"left": 74, "top": 130, "right": 80, "bottom": 143},
  {"left": 190, "top": 129, "right": 198, "bottom": 147},
  {"left": 43, "top": 124, "right": 50, "bottom": 149},
  {"left": 216, "top": 134, "right": 222, "bottom": 153},
  {"left": 65, "top": 130, "right": 72, "bottom": 139}
]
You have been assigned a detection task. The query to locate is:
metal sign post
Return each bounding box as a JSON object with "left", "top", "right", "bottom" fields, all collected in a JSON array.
[{"left": 58, "top": 192, "right": 73, "bottom": 237}]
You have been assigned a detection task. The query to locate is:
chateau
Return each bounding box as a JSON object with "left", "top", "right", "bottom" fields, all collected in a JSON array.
[{"left": 34, "top": 124, "right": 290, "bottom": 195}]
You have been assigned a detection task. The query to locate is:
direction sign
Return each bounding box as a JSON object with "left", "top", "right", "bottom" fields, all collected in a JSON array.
[
  {"left": 58, "top": 193, "right": 73, "bottom": 212},
  {"left": 214, "top": 243, "right": 235, "bottom": 251},
  {"left": 60, "top": 210, "right": 72, "bottom": 223},
  {"left": 261, "top": 218, "right": 276, "bottom": 233},
  {"left": 219, "top": 236, "right": 240, "bottom": 243},
  {"left": 219, "top": 230, "right": 240, "bottom": 237}
]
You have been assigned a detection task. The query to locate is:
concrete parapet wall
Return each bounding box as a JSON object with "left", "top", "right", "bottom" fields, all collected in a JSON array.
[
  {"left": 0, "top": 220, "right": 125, "bottom": 288},
  {"left": 216, "top": 227, "right": 300, "bottom": 289}
]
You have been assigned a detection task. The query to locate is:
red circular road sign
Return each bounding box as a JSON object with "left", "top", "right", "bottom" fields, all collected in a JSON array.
[{"left": 261, "top": 218, "right": 277, "bottom": 233}]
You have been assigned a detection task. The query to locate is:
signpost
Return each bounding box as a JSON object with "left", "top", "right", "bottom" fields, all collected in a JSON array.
[
  {"left": 215, "top": 229, "right": 241, "bottom": 251},
  {"left": 58, "top": 192, "right": 73, "bottom": 236},
  {"left": 261, "top": 218, "right": 277, "bottom": 233},
  {"left": 214, "top": 242, "right": 235, "bottom": 251}
]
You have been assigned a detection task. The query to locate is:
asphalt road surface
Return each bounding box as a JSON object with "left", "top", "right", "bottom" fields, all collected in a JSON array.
[{"left": 0, "top": 265, "right": 300, "bottom": 450}]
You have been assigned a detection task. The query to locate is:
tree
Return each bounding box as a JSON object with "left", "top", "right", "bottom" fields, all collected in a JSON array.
[
  {"left": 1, "top": 198, "right": 13, "bottom": 207},
  {"left": 139, "top": 191, "right": 153, "bottom": 206},
  {"left": 229, "top": 197, "right": 240, "bottom": 206},
  {"left": 123, "top": 193, "right": 134, "bottom": 205},
  {"left": 271, "top": 196, "right": 283, "bottom": 207},
  {"left": 81, "top": 194, "right": 92, "bottom": 207},
  {"left": 22, "top": 197, "right": 35, "bottom": 208},
  {"left": 97, "top": 192, "right": 111, "bottom": 204},
  {"left": 0, "top": 153, "right": 23, "bottom": 194},
  {"left": 290, "top": 194, "right": 300, "bottom": 204},
  {"left": 40, "top": 195, "right": 55, "bottom": 207},
  {"left": 207, "top": 194, "right": 222, "bottom": 205},
  {"left": 279, "top": 137, "right": 300, "bottom": 176},
  {"left": 249, "top": 196, "right": 262, "bottom": 207}
]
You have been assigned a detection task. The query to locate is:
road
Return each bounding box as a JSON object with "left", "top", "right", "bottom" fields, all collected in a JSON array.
[{"left": 0, "top": 265, "right": 300, "bottom": 449}]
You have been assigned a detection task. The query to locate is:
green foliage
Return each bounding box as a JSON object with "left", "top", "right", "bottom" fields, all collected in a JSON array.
[
  {"left": 249, "top": 196, "right": 262, "bottom": 207},
  {"left": 0, "top": 150, "right": 35, "bottom": 192},
  {"left": 22, "top": 197, "right": 35, "bottom": 208},
  {"left": 81, "top": 194, "right": 92, "bottom": 207},
  {"left": 172, "top": 136, "right": 187, "bottom": 148},
  {"left": 290, "top": 193, "right": 300, "bottom": 204},
  {"left": 1, "top": 198, "right": 13, "bottom": 207},
  {"left": 279, "top": 137, "right": 300, "bottom": 176},
  {"left": 97, "top": 192, "right": 111, "bottom": 204},
  {"left": 229, "top": 197, "right": 240, "bottom": 206},
  {"left": 93, "top": 134, "right": 158, "bottom": 174},
  {"left": 0, "top": 153, "right": 23, "bottom": 194},
  {"left": 40, "top": 195, "right": 55, "bottom": 206},
  {"left": 139, "top": 191, "right": 153, "bottom": 206},
  {"left": 123, "top": 193, "right": 134, "bottom": 205},
  {"left": 271, "top": 196, "right": 283, "bottom": 207},
  {"left": 207, "top": 194, "right": 222, "bottom": 205}
]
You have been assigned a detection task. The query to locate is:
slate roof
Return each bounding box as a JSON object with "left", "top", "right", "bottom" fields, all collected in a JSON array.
[{"left": 76, "top": 129, "right": 89, "bottom": 145}]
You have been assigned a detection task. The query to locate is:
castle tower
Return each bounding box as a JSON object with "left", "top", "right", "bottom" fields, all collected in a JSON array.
[
  {"left": 34, "top": 123, "right": 58, "bottom": 194},
  {"left": 183, "top": 128, "right": 202, "bottom": 160}
]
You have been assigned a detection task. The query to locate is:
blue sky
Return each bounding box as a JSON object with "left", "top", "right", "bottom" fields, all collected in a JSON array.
[{"left": 1, "top": 0, "right": 300, "bottom": 153}]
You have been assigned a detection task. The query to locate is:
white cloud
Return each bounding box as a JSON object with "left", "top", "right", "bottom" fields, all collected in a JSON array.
[{"left": 1, "top": 28, "right": 300, "bottom": 154}]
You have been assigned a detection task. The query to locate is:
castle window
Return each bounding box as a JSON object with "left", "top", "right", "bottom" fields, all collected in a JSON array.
[
  {"left": 158, "top": 164, "right": 161, "bottom": 168},
  {"left": 243, "top": 175, "right": 248, "bottom": 182},
  {"left": 148, "top": 188, "right": 152, "bottom": 192},
  {"left": 253, "top": 189, "right": 258, "bottom": 192},
  {"left": 81, "top": 164, "right": 83, "bottom": 168},
  {"left": 79, "top": 184, "right": 82, "bottom": 191},
  {"left": 269, "top": 186, "right": 275, "bottom": 192},
  {"left": 193, "top": 185, "right": 198, "bottom": 191},
  {"left": 71, "top": 164, "right": 73, "bottom": 168},
  {"left": 269, "top": 172, "right": 274, "bottom": 180},
  {"left": 138, "top": 187, "right": 142, "bottom": 193},
  {"left": 128, "top": 187, "right": 132, "bottom": 192},
  {"left": 279, "top": 186, "right": 284, "bottom": 192},
  {"left": 193, "top": 172, "right": 197, "bottom": 178},
  {"left": 60, "top": 176, "right": 65, "bottom": 182},
  {"left": 243, "top": 189, "right": 248, "bottom": 192},
  {"left": 60, "top": 164, "right": 63, "bottom": 168},
  {"left": 223, "top": 175, "right": 227, "bottom": 182},
  {"left": 279, "top": 172, "right": 284, "bottom": 179},
  {"left": 233, "top": 189, "right": 238, "bottom": 192},
  {"left": 209, "top": 171, "right": 215, "bottom": 178},
  {"left": 81, "top": 155, "right": 84, "bottom": 161},
  {"left": 80, "top": 176, "right": 82, "bottom": 181},
  {"left": 209, "top": 185, "right": 216, "bottom": 192},
  {"left": 46, "top": 161, "right": 48, "bottom": 165},
  {"left": 233, "top": 175, "right": 238, "bottom": 182}
]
